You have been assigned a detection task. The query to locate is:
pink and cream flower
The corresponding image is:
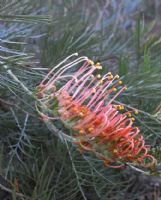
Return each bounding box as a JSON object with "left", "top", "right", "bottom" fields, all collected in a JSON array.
[{"left": 36, "top": 53, "right": 156, "bottom": 168}]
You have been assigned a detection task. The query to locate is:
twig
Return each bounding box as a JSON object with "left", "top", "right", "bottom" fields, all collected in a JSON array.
[
  {"left": 0, "top": 97, "right": 37, "bottom": 118},
  {"left": 125, "top": 163, "right": 149, "bottom": 175},
  {"left": 0, "top": 182, "right": 31, "bottom": 200},
  {"left": 65, "top": 140, "right": 87, "bottom": 200}
]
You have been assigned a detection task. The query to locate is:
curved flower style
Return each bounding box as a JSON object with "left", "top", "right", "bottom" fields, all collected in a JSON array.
[{"left": 36, "top": 53, "right": 156, "bottom": 168}]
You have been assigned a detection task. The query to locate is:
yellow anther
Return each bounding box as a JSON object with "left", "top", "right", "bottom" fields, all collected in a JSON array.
[
  {"left": 107, "top": 72, "right": 112, "bottom": 76},
  {"left": 107, "top": 75, "right": 113, "bottom": 80},
  {"left": 115, "top": 75, "right": 120, "bottom": 79},
  {"left": 120, "top": 105, "right": 124, "bottom": 110},
  {"left": 80, "top": 108, "right": 85, "bottom": 113},
  {"left": 88, "top": 127, "right": 94, "bottom": 132},
  {"left": 134, "top": 110, "right": 139, "bottom": 115},
  {"left": 128, "top": 113, "right": 132, "bottom": 117},
  {"left": 124, "top": 86, "right": 127, "bottom": 90},
  {"left": 116, "top": 105, "right": 120, "bottom": 110},
  {"left": 88, "top": 59, "right": 94, "bottom": 65},
  {"left": 97, "top": 74, "right": 101, "bottom": 79},
  {"left": 79, "top": 129, "right": 84, "bottom": 134},
  {"left": 95, "top": 62, "right": 101, "bottom": 66},
  {"left": 79, "top": 112, "right": 84, "bottom": 117},
  {"left": 99, "top": 79, "right": 104, "bottom": 84},
  {"left": 131, "top": 117, "right": 135, "bottom": 121},
  {"left": 119, "top": 105, "right": 123, "bottom": 110},
  {"left": 113, "top": 149, "right": 118, "bottom": 153},
  {"left": 95, "top": 65, "right": 102, "bottom": 70},
  {"left": 118, "top": 80, "right": 122, "bottom": 84},
  {"left": 113, "top": 88, "right": 117, "bottom": 92}
]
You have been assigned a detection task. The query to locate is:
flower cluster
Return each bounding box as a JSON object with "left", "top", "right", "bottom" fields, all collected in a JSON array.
[{"left": 36, "top": 53, "right": 156, "bottom": 168}]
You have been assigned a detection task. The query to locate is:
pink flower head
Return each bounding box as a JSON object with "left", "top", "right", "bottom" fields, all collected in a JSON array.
[{"left": 36, "top": 53, "right": 156, "bottom": 168}]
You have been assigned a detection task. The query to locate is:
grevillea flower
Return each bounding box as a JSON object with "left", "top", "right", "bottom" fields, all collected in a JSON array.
[{"left": 36, "top": 53, "right": 156, "bottom": 168}]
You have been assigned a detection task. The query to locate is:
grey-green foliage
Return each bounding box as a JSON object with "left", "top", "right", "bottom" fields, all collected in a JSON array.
[{"left": 0, "top": 0, "right": 161, "bottom": 200}]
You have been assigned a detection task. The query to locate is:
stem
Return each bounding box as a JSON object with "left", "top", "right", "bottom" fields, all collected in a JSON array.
[
  {"left": 65, "top": 140, "right": 87, "bottom": 200},
  {"left": 0, "top": 176, "right": 31, "bottom": 200}
]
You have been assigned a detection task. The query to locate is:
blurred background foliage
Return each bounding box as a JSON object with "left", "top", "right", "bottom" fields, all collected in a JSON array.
[{"left": 0, "top": 0, "right": 161, "bottom": 199}]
